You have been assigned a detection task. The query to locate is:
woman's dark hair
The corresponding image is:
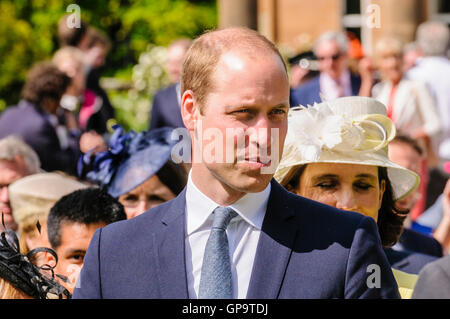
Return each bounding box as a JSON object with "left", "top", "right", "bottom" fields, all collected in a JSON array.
[
  {"left": 156, "top": 160, "right": 188, "bottom": 196},
  {"left": 21, "top": 62, "right": 71, "bottom": 110},
  {"left": 283, "top": 164, "right": 408, "bottom": 248},
  {"left": 376, "top": 166, "right": 408, "bottom": 247}
]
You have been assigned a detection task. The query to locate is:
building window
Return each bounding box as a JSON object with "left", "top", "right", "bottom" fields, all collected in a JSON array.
[{"left": 429, "top": 0, "right": 450, "bottom": 24}]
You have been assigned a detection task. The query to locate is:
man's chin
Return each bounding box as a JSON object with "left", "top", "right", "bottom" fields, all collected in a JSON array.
[{"left": 227, "top": 171, "right": 273, "bottom": 193}]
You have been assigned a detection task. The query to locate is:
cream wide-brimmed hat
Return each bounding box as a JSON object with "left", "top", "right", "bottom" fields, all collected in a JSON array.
[
  {"left": 9, "top": 172, "right": 89, "bottom": 227},
  {"left": 274, "top": 96, "right": 420, "bottom": 200}
]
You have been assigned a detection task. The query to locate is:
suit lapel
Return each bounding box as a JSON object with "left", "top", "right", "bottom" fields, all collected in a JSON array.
[
  {"left": 153, "top": 189, "right": 189, "bottom": 298},
  {"left": 246, "top": 180, "right": 298, "bottom": 298},
  {"left": 350, "top": 74, "right": 362, "bottom": 96}
]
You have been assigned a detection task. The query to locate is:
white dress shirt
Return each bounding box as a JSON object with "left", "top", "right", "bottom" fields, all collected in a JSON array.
[
  {"left": 407, "top": 57, "right": 450, "bottom": 160},
  {"left": 372, "top": 78, "right": 441, "bottom": 148},
  {"left": 319, "top": 69, "right": 352, "bottom": 100},
  {"left": 185, "top": 172, "right": 270, "bottom": 299}
]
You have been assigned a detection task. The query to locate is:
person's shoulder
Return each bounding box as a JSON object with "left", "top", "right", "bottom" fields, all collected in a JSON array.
[
  {"left": 292, "top": 76, "right": 320, "bottom": 94},
  {"left": 290, "top": 76, "right": 321, "bottom": 106},
  {"left": 386, "top": 247, "right": 438, "bottom": 274},
  {"left": 99, "top": 194, "right": 183, "bottom": 241},
  {"left": 0, "top": 101, "right": 46, "bottom": 131},
  {"left": 422, "top": 254, "right": 450, "bottom": 274},
  {"left": 154, "top": 83, "right": 177, "bottom": 97}
]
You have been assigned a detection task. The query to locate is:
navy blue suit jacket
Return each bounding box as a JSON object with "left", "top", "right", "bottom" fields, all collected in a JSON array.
[
  {"left": 398, "top": 228, "right": 443, "bottom": 258},
  {"left": 290, "top": 74, "right": 362, "bottom": 107},
  {"left": 384, "top": 247, "right": 438, "bottom": 275},
  {"left": 73, "top": 180, "right": 399, "bottom": 299},
  {"left": 0, "top": 100, "right": 79, "bottom": 174},
  {"left": 149, "top": 84, "right": 184, "bottom": 130}
]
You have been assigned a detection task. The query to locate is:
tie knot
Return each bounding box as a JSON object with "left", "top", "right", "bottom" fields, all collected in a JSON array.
[{"left": 212, "top": 207, "right": 237, "bottom": 230}]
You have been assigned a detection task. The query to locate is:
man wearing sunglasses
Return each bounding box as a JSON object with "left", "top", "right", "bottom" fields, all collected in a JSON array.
[{"left": 290, "top": 31, "right": 362, "bottom": 106}]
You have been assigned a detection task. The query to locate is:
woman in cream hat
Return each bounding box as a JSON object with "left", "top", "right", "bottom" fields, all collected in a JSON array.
[{"left": 275, "top": 96, "right": 422, "bottom": 298}]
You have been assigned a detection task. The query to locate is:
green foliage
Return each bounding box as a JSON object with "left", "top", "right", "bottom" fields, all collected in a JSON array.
[{"left": 0, "top": 0, "right": 217, "bottom": 131}]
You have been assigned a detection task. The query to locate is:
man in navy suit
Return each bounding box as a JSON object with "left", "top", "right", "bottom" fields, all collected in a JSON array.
[
  {"left": 0, "top": 62, "right": 80, "bottom": 175},
  {"left": 290, "top": 31, "right": 361, "bottom": 107},
  {"left": 74, "top": 27, "right": 399, "bottom": 299},
  {"left": 148, "top": 39, "right": 192, "bottom": 130}
]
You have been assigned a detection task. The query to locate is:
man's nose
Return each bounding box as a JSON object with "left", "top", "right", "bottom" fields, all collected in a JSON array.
[{"left": 249, "top": 115, "right": 272, "bottom": 147}]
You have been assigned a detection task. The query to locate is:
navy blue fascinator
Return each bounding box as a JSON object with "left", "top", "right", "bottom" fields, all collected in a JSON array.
[{"left": 78, "top": 125, "right": 184, "bottom": 198}]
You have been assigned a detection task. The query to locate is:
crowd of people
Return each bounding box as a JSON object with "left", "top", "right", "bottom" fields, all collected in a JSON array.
[{"left": 0, "top": 13, "right": 450, "bottom": 299}]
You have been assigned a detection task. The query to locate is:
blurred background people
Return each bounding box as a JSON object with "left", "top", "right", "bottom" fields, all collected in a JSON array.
[
  {"left": 407, "top": 21, "right": 450, "bottom": 164},
  {"left": 52, "top": 46, "right": 86, "bottom": 116},
  {"left": 0, "top": 136, "right": 41, "bottom": 232},
  {"left": 53, "top": 43, "right": 108, "bottom": 157},
  {"left": 47, "top": 187, "right": 126, "bottom": 293},
  {"left": 388, "top": 134, "right": 443, "bottom": 258},
  {"left": 8, "top": 172, "right": 88, "bottom": 257},
  {"left": 0, "top": 62, "right": 78, "bottom": 174},
  {"left": 288, "top": 51, "right": 318, "bottom": 89},
  {"left": 406, "top": 21, "right": 450, "bottom": 220},
  {"left": 80, "top": 27, "right": 115, "bottom": 136},
  {"left": 79, "top": 125, "right": 187, "bottom": 219},
  {"left": 372, "top": 37, "right": 440, "bottom": 155},
  {"left": 402, "top": 42, "right": 423, "bottom": 73},
  {"left": 287, "top": 51, "right": 319, "bottom": 106},
  {"left": 371, "top": 37, "right": 441, "bottom": 221},
  {"left": 148, "top": 38, "right": 192, "bottom": 131},
  {"left": 57, "top": 14, "right": 113, "bottom": 145},
  {"left": 290, "top": 31, "right": 362, "bottom": 106}
]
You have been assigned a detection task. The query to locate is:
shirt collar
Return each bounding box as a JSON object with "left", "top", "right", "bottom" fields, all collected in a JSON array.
[{"left": 185, "top": 171, "right": 270, "bottom": 235}]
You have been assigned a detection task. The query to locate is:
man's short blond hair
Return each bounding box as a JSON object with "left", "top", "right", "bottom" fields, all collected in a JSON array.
[{"left": 180, "top": 27, "right": 287, "bottom": 111}]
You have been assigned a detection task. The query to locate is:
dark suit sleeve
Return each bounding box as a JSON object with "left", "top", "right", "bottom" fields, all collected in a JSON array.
[
  {"left": 149, "top": 92, "right": 163, "bottom": 131},
  {"left": 72, "top": 228, "right": 103, "bottom": 299},
  {"left": 26, "top": 122, "right": 80, "bottom": 175},
  {"left": 344, "top": 216, "right": 400, "bottom": 299},
  {"left": 412, "top": 260, "right": 450, "bottom": 298}
]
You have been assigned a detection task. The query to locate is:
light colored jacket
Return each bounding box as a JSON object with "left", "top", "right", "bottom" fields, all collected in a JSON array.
[{"left": 372, "top": 79, "right": 441, "bottom": 145}]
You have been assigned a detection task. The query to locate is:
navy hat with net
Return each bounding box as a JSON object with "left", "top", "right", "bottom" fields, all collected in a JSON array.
[{"left": 79, "top": 125, "right": 183, "bottom": 198}]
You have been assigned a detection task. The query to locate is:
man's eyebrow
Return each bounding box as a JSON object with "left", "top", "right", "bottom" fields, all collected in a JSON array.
[
  {"left": 272, "top": 103, "right": 289, "bottom": 109},
  {"left": 65, "top": 249, "right": 86, "bottom": 255}
]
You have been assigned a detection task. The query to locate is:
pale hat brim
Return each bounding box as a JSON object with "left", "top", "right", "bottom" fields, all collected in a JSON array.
[{"left": 9, "top": 172, "right": 88, "bottom": 225}]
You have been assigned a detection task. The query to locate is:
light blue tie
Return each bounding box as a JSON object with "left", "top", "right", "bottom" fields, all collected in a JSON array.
[{"left": 198, "top": 206, "right": 237, "bottom": 299}]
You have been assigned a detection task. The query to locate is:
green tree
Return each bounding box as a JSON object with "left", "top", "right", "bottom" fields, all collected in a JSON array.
[{"left": 0, "top": 0, "right": 217, "bottom": 130}]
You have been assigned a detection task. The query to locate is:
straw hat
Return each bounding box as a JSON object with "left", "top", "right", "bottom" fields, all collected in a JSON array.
[
  {"left": 274, "top": 96, "right": 420, "bottom": 200},
  {"left": 9, "top": 172, "right": 88, "bottom": 226}
]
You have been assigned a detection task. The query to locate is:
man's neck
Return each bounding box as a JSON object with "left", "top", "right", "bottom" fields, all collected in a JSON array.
[{"left": 191, "top": 166, "right": 247, "bottom": 206}]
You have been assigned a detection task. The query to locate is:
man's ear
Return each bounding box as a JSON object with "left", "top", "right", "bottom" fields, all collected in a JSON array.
[{"left": 181, "top": 90, "right": 199, "bottom": 131}]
